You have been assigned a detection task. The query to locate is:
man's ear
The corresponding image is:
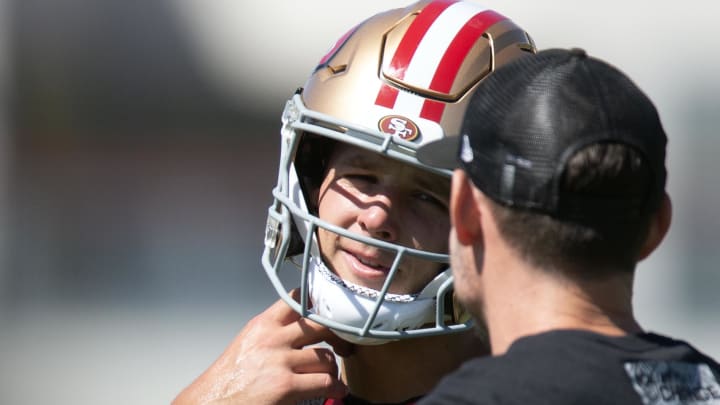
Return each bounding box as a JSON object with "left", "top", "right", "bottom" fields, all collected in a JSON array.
[
  {"left": 450, "top": 170, "right": 482, "bottom": 245},
  {"left": 638, "top": 192, "right": 672, "bottom": 261}
]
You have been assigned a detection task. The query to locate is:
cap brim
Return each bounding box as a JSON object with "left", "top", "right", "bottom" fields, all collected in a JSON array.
[{"left": 416, "top": 136, "right": 460, "bottom": 170}]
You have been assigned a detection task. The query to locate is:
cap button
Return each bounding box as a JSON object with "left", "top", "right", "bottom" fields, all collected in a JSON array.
[{"left": 569, "top": 48, "right": 587, "bottom": 58}]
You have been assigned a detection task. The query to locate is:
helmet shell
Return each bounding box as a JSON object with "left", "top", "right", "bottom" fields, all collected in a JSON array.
[
  {"left": 263, "top": 0, "right": 536, "bottom": 343},
  {"left": 303, "top": 0, "right": 535, "bottom": 152}
]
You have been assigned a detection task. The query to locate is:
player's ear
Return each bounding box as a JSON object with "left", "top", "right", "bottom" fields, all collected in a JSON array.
[
  {"left": 638, "top": 192, "right": 672, "bottom": 261},
  {"left": 450, "top": 170, "right": 482, "bottom": 245}
]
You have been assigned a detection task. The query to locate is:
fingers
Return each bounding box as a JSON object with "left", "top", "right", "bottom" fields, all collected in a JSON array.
[
  {"left": 272, "top": 347, "right": 348, "bottom": 404},
  {"left": 288, "top": 317, "right": 355, "bottom": 356},
  {"left": 288, "top": 346, "right": 339, "bottom": 375},
  {"left": 265, "top": 288, "right": 357, "bottom": 356},
  {"left": 264, "top": 289, "right": 304, "bottom": 324},
  {"left": 293, "top": 318, "right": 356, "bottom": 357},
  {"left": 287, "top": 373, "right": 349, "bottom": 403},
  {"left": 175, "top": 289, "right": 351, "bottom": 405}
]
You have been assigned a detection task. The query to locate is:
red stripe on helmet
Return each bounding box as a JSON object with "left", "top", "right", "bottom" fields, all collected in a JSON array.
[
  {"left": 375, "top": 84, "right": 400, "bottom": 109},
  {"left": 375, "top": 0, "right": 458, "bottom": 108},
  {"left": 420, "top": 9, "right": 507, "bottom": 121},
  {"left": 420, "top": 99, "right": 446, "bottom": 122}
]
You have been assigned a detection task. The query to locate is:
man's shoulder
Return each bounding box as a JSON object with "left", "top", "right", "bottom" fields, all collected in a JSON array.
[
  {"left": 420, "top": 331, "right": 720, "bottom": 405},
  {"left": 417, "top": 356, "right": 529, "bottom": 405},
  {"left": 418, "top": 354, "right": 531, "bottom": 403}
]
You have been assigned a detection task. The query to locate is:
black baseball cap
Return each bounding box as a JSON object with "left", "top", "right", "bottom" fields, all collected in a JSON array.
[{"left": 418, "top": 48, "right": 667, "bottom": 222}]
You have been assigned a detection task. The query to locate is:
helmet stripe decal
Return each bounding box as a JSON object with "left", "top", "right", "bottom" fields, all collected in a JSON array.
[
  {"left": 386, "top": 0, "right": 458, "bottom": 80},
  {"left": 402, "top": 2, "right": 481, "bottom": 94},
  {"left": 420, "top": 10, "right": 506, "bottom": 121},
  {"left": 374, "top": 0, "right": 457, "bottom": 110},
  {"left": 375, "top": 1, "right": 503, "bottom": 124}
]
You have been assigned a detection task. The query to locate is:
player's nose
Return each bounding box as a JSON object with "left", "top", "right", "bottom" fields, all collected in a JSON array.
[{"left": 358, "top": 191, "right": 398, "bottom": 241}]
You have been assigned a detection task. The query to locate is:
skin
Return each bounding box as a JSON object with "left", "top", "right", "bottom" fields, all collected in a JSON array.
[
  {"left": 448, "top": 169, "right": 673, "bottom": 355},
  {"left": 315, "top": 142, "right": 451, "bottom": 294},
  {"left": 172, "top": 289, "right": 353, "bottom": 405},
  {"left": 312, "top": 143, "right": 483, "bottom": 402},
  {"left": 173, "top": 147, "right": 484, "bottom": 404}
]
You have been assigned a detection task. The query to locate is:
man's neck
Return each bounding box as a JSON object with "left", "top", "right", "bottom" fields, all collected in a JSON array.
[
  {"left": 484, "top": 258, "right": 642, "bottom": 355},
  {"left": 340, "top": 330, "right": 485, "bottom": 402}
]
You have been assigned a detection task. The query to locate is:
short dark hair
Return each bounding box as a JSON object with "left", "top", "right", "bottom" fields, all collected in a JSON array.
[{"left": 488, "top": 142, "right": 656, "bottom": 278}]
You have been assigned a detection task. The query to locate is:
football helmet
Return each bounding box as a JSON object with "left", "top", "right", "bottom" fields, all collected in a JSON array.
[{"left": 262, "top": 0, "right": 535, "bottom": 344}]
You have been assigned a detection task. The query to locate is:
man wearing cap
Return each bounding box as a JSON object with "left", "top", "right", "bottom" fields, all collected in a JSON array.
[{"left": 417, "top": 48, "right": 720, "bottom": 404}]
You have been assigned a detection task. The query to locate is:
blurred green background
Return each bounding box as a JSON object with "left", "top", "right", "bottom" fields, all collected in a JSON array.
[{"left": 1, "top": 1, "right": 718, "bottom": 404}]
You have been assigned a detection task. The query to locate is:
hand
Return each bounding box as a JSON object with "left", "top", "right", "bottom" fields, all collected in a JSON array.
[{"left": 172, "top": 289, "right": 354, "bottom": 405}]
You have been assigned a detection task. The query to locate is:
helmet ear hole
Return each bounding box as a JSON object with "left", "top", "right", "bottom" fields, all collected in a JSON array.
[
  {"left": 295, "top": 132, "right": 337, "bottom": 215},
  {"left": 286, "top": 219, "right": 305, "bottom": 257}
]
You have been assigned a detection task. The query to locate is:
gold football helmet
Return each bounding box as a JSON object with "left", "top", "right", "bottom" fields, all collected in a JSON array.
[{"left": 263, "top": 0, "right": 535, "bottom": 344}]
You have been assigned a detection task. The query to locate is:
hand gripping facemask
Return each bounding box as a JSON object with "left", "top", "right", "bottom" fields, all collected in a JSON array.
[{"left": 261, "top": 0, "right": 536, "bottom": 344}]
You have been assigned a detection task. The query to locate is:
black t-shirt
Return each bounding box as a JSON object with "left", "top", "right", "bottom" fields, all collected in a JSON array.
[{"left": 420, "top": 330, "right": 720, "bottom": 405}]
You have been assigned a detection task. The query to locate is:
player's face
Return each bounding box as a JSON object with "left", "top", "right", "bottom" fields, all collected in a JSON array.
[{"left": 315, "top": 143, "right": 450, "bottom": 294}]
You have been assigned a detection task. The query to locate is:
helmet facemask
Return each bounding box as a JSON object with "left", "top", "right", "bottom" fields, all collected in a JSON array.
[
  {"left": 262, "top": 93, "right": 467, "bottom": 344},
  {"left": 261, "top": 0, "right": 535, "bottom": 344}
]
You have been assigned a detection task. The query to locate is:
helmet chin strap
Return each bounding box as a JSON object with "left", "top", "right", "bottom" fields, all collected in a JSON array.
[{"left": 307, "top": 256, "right": 450, "bottom": 345}]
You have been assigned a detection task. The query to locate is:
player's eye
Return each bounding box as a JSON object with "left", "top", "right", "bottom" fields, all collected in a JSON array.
[
  {"left": 414, "top": 190, "right": 448, "bottom": 211},
  {"left": 336, "top": 172, "right": 378, "bottom": 193}
]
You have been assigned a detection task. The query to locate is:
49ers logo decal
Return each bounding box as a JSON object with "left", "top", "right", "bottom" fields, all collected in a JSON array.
[{"left": 378, "top": 115, "right": 420, "bottom": 141}]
